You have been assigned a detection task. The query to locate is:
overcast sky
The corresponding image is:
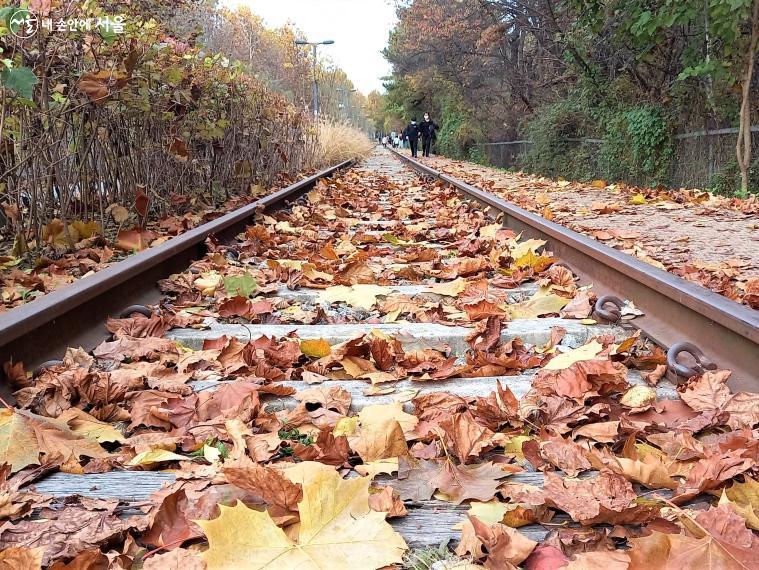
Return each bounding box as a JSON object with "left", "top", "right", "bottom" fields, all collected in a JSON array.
[{"left": 221, "top": 0, "right": 397, "bottom": 94}]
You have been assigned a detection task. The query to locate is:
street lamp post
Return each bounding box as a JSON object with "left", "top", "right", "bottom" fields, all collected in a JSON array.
[
  {"left": 336, "top": 87, "right": 357, "bottom": 121},
  {"left": 294, "top": 39, "right": 334, "bottom": 118}
]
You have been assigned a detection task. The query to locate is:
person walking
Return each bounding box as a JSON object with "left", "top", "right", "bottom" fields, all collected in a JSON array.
[
  {"left": 419, "top": 112, "right": 439, "bottom": 157},
  {"left": 403, "top": 118, "right": 421, "bottom": 157}
]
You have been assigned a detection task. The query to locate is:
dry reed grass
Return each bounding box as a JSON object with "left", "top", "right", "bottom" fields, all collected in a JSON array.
[{"left": 310, "top": 121, "right": 374, "bottom": 169}]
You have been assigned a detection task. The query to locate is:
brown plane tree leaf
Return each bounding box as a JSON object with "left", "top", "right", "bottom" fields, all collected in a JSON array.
[
  {"left": 629, "top": 504, "right": 759, "bottom": 569},
  {"left": 439, "top": 410, "right": 501, "bottom": 464},
  {"left": 116, "top": 228, "right": 156, "bottom": 252},
  {"left": 675, "top": 447, "right": 754, "bottom": 501},
  {"left": 286, "top": 386, "right": 351, "bottom": 428},
  {"left": 541, "top": 471, "right": 656, "bottom": 525},
  {"left": 143, "top": 548, "right": 206, "bottom": 570},
  {"left": 533, "top": 357, "right": 628, "bottom": 400},
  {"left": 0, "top": 547, "right": 44, "bottom": 569},
  {"left": 367, "top": 486, "right": 407, "bottom": 518},
  {"left": 538, "top": 434, "right": 592, "bottom": 477},
  {"left": 456, "top": 515, "right": 537, "bottom": 569},
  {"left": 395, "top": 458, "right": 512, "bottom": 504},
  {"left": 523, "top": 544, "right": 569, "bottom": 570},
  {"left": 224, "top": 458, "right": 303, "bottom": 512},
  {"left": 465, "top": 316, "right": 503, "bottom": 351},
  {"left": 0, "top": 409, "right": 109, "bottom": 472},
  {"left": 679, "top": 369, "right": 759, "bottom": 430},
  {"left": 0, "top": 504, "right": 142, "bottom": 565}
]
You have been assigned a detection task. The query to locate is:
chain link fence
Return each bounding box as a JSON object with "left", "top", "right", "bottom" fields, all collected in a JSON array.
[{"left": 478, "top": 127, "right": 759, "bottom": 189}]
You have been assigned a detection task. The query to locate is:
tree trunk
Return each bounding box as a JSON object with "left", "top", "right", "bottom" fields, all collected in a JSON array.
[{"left": 737, "top": 0, "right": 759, "bottom": 193}]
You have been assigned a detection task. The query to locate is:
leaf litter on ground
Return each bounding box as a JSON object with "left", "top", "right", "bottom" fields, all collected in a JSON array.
[{"left": 0, "top": 159, "right": 757, "bottom": 569}]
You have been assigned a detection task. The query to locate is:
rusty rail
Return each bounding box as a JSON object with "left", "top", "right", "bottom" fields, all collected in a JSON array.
[
  {"left": 0, "top": 160, "right": 352, "bottom": 381},
  {"left": 391, "top": 149, "right": 759, "bottom": 391}
]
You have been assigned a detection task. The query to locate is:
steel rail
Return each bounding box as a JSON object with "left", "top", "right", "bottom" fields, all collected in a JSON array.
[
  {"left": 0, "top": 160, "right": 352, "bottom": 383},
  {"left": 391, "top": 149, "right": 759, "bottom": 391}
]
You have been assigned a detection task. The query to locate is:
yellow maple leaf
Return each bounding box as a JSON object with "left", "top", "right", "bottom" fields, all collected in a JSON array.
[
  {"left": 126, "top": 448, "right": 187, "bottom": 466},
  {"left": 543, "top": 340, "right": 604, "bottom": 370},
  {"left": 193, "top": 271, "right": 223, "bottom": 296},
  {"left": 196, "top": 464, "right": 407, "bottom": 569},
  {"left": 630, "top": 193, "right": 646, "bottom": 205},
  {"left": 423, "top": 277, "right": 468, "bottom": 297},
  {"left": 509, "top": 238, "right": 546, "bottom": 260},
  {"left": 318, "top": 284, "right": 394, "bottom": 310},
  {"left": 300, "top": 338, "right": 332, "bottom": 358},
  {"left": 452, "top": 499, "right": 508, "bottom": 529},
  {"left": 504, "top": 291, "right": 570, "bottom": 319},
  {"left": 53, "top": 408, "right": 125, "bottom": 443},
  {"left": 71, "top": 220, "right": 102, "bottom": 239},
  {"left": 620, "top": 385, "right": 657, "bottom": 408}
]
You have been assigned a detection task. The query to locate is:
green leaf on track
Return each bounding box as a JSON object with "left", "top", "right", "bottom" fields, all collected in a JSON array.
[{"left": 223, "top": 273, "right": 257, "bottom": 298}]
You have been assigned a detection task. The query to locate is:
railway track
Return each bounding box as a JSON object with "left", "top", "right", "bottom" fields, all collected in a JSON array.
[
  {"left": 391, "top": 149, "right": 759, "bottom": 391},
  {"left": 1, "top": 147, "right": 757, "bottom": 566}
]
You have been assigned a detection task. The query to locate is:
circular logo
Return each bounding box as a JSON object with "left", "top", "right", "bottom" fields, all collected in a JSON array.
[{"left": 8, "top": 9, "right": 39, "bottom": 39}]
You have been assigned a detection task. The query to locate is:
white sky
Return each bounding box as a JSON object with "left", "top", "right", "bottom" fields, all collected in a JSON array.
[{"left": 221, "top": 0, "right": 397, "bottom": 94}]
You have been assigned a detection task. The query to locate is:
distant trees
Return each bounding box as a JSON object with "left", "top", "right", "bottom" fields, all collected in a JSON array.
[
  {"left": 200, "top": 6, "right": 368, "bottom": 124},
  {"left": 383, "top": 0, "right": 759, "bottom": 191}
]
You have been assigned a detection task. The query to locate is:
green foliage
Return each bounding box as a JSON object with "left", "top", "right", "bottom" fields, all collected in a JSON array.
[
  {"left": 189, "top": 439, "right": 229, "bottom": 459},
  {"left": 599, "top": 107, "right": 673, "bottom": 185},
  {"left": 468, "top": 144, "right": 488, "bottom": 165},
  {"left": 710, "top": 156, "right": 759, "bottom": 196},
  {"left": 0, "top": 67, "right": 37, "bottom": 99},
  {"left": 278, "top": 428, "right": 314, "bottom": 445},
  {"left": 435, "top": 97, "right": 483, "bottom": 159},
  {"left": 277, "top": 428, "right": 315, "bottom": 457},
  {"left": 522, "top": 96, "right": 599, "bottom": 181},
  {"left": 523, "top": 95, "right": 673, "bottom": 186}
]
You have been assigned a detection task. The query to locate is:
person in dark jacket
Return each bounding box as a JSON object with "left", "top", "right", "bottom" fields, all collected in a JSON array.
[
  {"left": 419, "top": 112, "right": 439, "bottom": 157},
  {"left": 402, "top": 118, "right": 421, "bottom": 157}
]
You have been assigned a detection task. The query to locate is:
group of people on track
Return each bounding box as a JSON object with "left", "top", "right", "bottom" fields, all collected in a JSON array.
[{"left": 380, "top": 112, "right": 439, "bottom": 158}]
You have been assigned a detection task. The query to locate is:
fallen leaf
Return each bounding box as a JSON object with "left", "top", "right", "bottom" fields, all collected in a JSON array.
[
  {"left": 0, "top": 547, "right": 44, "bottom": 569},
  {"left": 300, "top": 339, "right": 332, "bottom": 358},
  {"left": 195, "top": 466, "right": 406, "bottom": 569},
  {"left": 116, "top": 228, "right": 156, "bottom": 252},
  {"left": 505, "top": 292, "right": 569, "bottom": 319},
  {"left": 319, "top": 284, "right": 394, "bottom": 310}
]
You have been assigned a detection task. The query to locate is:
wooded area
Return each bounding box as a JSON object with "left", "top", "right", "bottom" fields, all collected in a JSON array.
[
  {"left": 0, "top": 0, "right": 370, "bottom": 256},
  {"left": 370, "top": 0, "right": 759, "bottom": 194}
]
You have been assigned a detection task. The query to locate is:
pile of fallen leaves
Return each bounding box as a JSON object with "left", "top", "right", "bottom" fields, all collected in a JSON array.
[
  {"left": 0, "top": 162, "right": 757, "bottom": 569},
  {"left": 425, "top": 156, "right": 759, "bottom": 310}
]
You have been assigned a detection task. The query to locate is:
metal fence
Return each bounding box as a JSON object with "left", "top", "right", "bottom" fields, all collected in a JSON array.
[{"left": 477, "top": 126, "right": 759, "bottom": 189}]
